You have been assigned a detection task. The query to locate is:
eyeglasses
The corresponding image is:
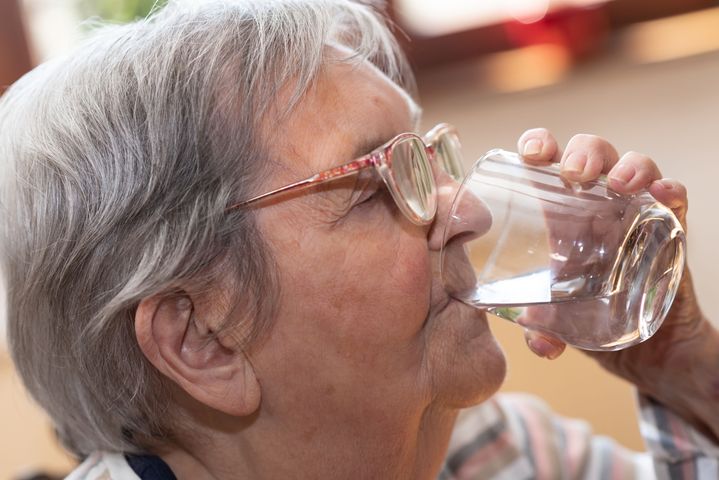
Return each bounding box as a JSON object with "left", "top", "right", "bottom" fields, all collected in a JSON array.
[{"left": 227, "top": 123, "right": 464, "bottom": 225}]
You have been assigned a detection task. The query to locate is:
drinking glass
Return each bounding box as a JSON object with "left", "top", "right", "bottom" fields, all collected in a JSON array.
[{"left": 441, "top": 149, "right": 686, "bottom": 351}]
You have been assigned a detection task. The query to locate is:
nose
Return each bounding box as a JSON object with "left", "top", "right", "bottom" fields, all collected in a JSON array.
[{"left": 427, "top": 168, "right": 492, "bottom": 251}]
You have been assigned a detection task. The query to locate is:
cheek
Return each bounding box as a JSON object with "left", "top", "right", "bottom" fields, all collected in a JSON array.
[
  {"left": 334, "top": 209, "right": 432, "bottom": 342},
  {"left": 354, "top": 204, "right": 433, "bottom": 336},
  {"left": 322, "top": 232, "right": 431, "bottom": 346},
  {"left": 253, "top": 210, "right": 437, "bottom": 414},
  {"left": 383, "top": 236, "right": 432, "bottom": 329},
  {"left": 258, "top": 203, "right": 432, "bottom": 358}
]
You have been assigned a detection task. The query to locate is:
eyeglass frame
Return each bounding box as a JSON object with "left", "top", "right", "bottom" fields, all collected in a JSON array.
[{"left": 225, "top": 123, "right": 462, "bottom": 226}]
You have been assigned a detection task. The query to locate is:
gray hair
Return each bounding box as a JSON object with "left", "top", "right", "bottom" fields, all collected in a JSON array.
[{"left": 0, "top": 0, "right": 412, "bottom": 456}]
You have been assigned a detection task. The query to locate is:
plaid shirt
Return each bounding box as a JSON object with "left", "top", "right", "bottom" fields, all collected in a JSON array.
[
  {"left": 67, "top": 393, "right": 719, "bottom": 480},
  {"left": 439, "top": 393, "right": 719, "bottom": 479}
]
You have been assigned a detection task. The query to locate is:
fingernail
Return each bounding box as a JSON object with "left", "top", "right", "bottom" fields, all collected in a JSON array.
[
  {"left": 610, "top": 164, "right": 636, "bottom": 185},
  {"left": 563, "top": 152, "right": 587, "bottom": 177},
  {"left": 528, "top": 337, "right": 561, "bottom": 360},
  {"left": 522, "top": 139, "right": 543, "bottom": 157}
]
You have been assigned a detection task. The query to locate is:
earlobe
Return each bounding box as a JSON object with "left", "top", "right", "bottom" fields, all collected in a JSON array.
[{"left": 134, "top": 294, "right": 261, "bottom": 416}]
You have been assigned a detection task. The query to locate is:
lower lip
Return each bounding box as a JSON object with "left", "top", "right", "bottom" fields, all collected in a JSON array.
[{"left": 451, "top": 298, "right": 489, "bottom": 324}]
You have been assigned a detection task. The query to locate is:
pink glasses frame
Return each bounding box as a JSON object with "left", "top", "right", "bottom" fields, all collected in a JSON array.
[{"left": 226, "top": 123, "right": 460, "bottom": 226}]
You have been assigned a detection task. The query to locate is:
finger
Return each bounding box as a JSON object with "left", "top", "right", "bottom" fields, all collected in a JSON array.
[
  {"left": 606, "top": 151, "right": 662, "bottom": 194},
  {"left": 524, "top": 329, "right": 567, "bottom": 360},
  {"left": 560, "top": 134, "right": 619, "bottom": 182},
  {"left": 648, "top": 178, "right": 688, "bottom": 227},
  {"left": 518, "top": 128, "right": 561, "bottom": 165}
]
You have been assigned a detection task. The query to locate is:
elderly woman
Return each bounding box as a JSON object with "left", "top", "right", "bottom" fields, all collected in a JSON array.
[{"left": 0, "top": 0, "right": 717, "bottom": 479}]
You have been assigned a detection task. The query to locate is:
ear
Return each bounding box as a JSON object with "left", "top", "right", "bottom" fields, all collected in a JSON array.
[{"left": 134, "top": 294, "right": 261, "bottom": 416}]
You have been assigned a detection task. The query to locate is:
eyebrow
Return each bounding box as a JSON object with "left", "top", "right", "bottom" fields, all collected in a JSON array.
[
  {"left": 348, "top": 101, "right": 423, "bottom": 161},
  {"left": 345, "top": 91, "right": 423, "bottom": 162},
  {"left": 349, "top": 135, "right": 391, "bottom": 161}
]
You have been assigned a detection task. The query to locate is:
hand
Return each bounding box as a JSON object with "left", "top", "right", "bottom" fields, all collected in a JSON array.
[{"left": 516, "top": 129, "right": 719, "bottom": 440}]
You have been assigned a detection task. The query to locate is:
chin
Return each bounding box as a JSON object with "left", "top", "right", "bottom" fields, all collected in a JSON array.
[
  {"left": 428, "top": 301, "right": 508, "bottom": 409},
  {"left": 451, "top": 328, "right": 507, "bottom": 408}
]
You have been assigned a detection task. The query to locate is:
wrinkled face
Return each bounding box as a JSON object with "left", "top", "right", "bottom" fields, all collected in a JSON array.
[{"left": 250, "top": 60, "right": 506, "bottom": 434}]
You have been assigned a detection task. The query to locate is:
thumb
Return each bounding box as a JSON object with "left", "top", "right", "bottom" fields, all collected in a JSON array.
[{"left": 524, "top": 329, "right": 567, "bottom": 360}]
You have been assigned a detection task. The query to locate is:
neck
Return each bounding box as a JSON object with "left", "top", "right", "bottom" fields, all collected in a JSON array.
[{"left": 160, "top": 401, "right": 458, "bottom": 479}]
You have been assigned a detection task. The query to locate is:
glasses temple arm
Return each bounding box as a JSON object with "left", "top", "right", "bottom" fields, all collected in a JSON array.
[{"left": 226, "top": 156, "right": 376, "bottom": 211}]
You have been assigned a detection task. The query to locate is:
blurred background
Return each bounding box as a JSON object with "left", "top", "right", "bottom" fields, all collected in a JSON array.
[{"left": 1, "top": 0, "right": 718, "bottom": 477}]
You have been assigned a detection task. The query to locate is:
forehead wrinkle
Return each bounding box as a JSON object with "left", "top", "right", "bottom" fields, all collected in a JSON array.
[
  {"left": 257, "top": 58, "right": 418, "bottom": 206},
  {"left": 360, "top": 56, "right": 422, "bottom": 130}
]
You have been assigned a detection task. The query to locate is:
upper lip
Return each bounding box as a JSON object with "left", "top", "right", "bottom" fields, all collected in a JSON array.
[{"left": 428, "top": 287, "right": 454, "bottom": 318}]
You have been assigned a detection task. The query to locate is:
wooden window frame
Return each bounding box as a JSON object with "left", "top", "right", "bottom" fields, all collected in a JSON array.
[
  {"left": 0, "top": 0, "right": 33, "bottom": 94},
  {"left": 1, "top": 0, "right": 716, "bottom": 88},
  {"left": 386, "top": 0, "right": 718, "bottom": 70}
]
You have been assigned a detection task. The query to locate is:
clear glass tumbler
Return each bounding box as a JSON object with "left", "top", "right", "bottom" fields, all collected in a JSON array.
[{"left": 441, "top": 149, "right": 686, "bottom": 351}]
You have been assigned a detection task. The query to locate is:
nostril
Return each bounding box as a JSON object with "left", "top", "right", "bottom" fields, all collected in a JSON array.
[
  {"left": 444, "top": 190, "right": 493, "bottom": 245},
  {"left": 428, "top": 175, "right": 494, "bottom": 250},
  {"left": 438, "top": 185, "right": 495, "bottom": 302},
  {"left": 448, "top": 222, "right": 491, "bottom": 246}
]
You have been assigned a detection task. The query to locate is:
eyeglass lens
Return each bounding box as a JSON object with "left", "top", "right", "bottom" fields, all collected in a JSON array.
[
  {"left": 388, "top": 131, "right": 464, "bottom": 224},
  {"left": 391, "top": 137, "right": 435, "bottom": 223},
  {"left": 434, "top": 132, "right": 465, "bottom": 181}
]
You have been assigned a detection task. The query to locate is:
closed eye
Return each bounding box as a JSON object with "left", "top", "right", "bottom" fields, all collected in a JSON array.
[
  {"left": 355, "top": 185, "right": 383, "bottom": 206},
  {"left": 346, "top": 169, "right": 383, "bottom": 208},
  {"left": 332, "top": 171, "right": 394, "bottom": 226}
]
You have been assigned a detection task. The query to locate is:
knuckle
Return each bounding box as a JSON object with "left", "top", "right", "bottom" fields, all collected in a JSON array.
[
  {"left": 566, "top": 135, "right": 618, "bottom": 163},
  {"left": 520, "top": 127, "right": 551, "bottom": 142},
  {"left": 622, "top": 151, "right": 651, "bottom": 163},
  {"left": 622, "top": 152, "right": 659, "bottom": 174},
  {"left": 527, "top": 127, "right": 550, "bottom": 136},
  {"left": 569, "top": 133, "right": 604, "bottom": 148}
]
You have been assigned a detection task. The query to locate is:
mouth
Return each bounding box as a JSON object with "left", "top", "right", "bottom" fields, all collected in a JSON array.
[
  {"left": 429, "top": 294, "right": 453, "bottom": 318},
  {"left": 427, "top": 240, "right": 486, "bottom": 330},
  {"left": 428, "top": 289, "right": 488, "bottom": 325},
  {"left": 439, "top": 240, "right": 479, "bottom": 302},
  {"left": 428, "top": 249, "right": 472, "bottom": 316}
]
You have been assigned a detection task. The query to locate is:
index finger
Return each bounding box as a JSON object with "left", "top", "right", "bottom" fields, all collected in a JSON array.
[
  {"left": 559, "top": 134, "right": 620, "bottom": 182},
  {"left": 517, "top": 128, "right": 561, "bottom": 165}
]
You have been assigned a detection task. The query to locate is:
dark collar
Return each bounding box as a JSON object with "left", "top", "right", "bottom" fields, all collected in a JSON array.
[{"left": 125, "top": 454, "right": 177, "bottom": 480}]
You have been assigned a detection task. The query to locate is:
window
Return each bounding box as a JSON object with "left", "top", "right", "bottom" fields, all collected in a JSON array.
[{"left": 394, "top": 0, "right": 609, "bottom": 36}]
